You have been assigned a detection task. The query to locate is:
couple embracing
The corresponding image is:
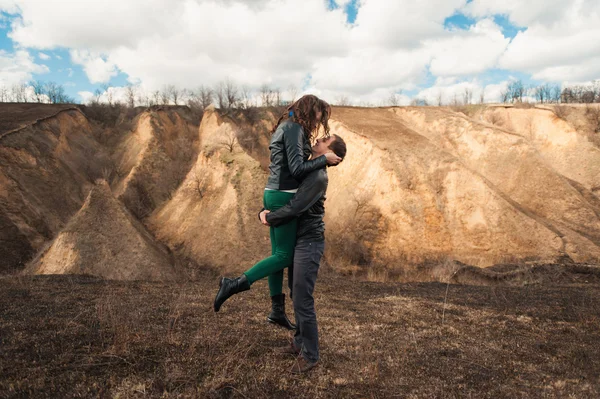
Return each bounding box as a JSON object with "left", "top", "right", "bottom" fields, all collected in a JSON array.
[{"left": 213, "top": 94, "right": 347, "bottom": 374}]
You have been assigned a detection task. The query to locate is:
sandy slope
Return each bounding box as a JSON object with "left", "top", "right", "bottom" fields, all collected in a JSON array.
[
  {"left": 148, "top": 106, "right": 270, "bottom": 276},
  {"left": 26, "top": 180, "right": 177, "bottom": 280},
  {"left": 0, "top": 109, "right": 99, "bottom": 272},
  {"left": 112, "top": 108, "right": 198, "bottom": 219},
  {"left": 2, "top": 103, "right": 600, "bottom": 280}
]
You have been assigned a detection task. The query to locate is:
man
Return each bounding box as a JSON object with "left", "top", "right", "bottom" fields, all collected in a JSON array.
[{"left": 259, "top": 133, "right": 347, "bottom": 374}]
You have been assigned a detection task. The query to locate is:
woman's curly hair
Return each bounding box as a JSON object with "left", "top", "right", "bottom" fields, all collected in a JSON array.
[{"left": 271, "top": 94, "right": 331, "bottom": 142}]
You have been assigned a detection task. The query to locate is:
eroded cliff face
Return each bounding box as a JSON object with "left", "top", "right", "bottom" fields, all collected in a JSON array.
[
  {"left": 0, "top": 109, "right": 99, "bottom": 272},
  {"left": 112, "top": 108, "right": 199, "bottom": 220},
  {"left": 148, "top": 106, "right": 270, "bottom": 277},
  {"left": 2, "top": 103, "right": 599, "bottom": 280},
  {"left": 27, "top": 180, "right": 177, "bottom": 281},
  {"left": 0, "top": 105, "right": 197, "bottom": 279},
  {"left": 389, "top": 106, "right": 600, "bottom": 265},
  {"left": 146, "top": 104, "right": 600, "bottom": 277},
  {"left": 323, "top": 108, "right": 573, "bottom": 274}
]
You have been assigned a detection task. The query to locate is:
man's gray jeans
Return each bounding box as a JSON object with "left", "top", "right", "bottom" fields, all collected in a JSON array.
[{"left": 292, "top": 240, "right": 325, "bottom": 363}]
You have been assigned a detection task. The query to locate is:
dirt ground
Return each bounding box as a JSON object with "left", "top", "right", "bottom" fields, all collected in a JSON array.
[
  {"left": 0, "top": 103, "right": 77, "bottom": 135},
  {"left": 1, "top": 271, "right": 599, "bottom": 398}
]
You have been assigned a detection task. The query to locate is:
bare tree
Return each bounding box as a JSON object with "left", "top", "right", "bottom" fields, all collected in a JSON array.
[
  {"left": 273, "top": 87, "right": 282, "bottom": 106},
  {"left": 479, "top": 89, "right": 485, "bottom": 104},
  {"left": 335, "top": 94, "right": 351, "bottom": 106},
  {"left": 137, "top": 88, "right": 150, "bottom": 107},
  {"left": 198, "top": 85, "right": 214, "bottom": 109},
  {"left": 181, "top": 88, "right": 189, "bottom": 104},
  {"left": 239, "top": 85, "right": 252, "bottom": 109},
  {"left": 219, "top": 129, "right": 238, "bottom": 152},
  {"left": 215, "top": 81, "right": 226, "bottom": 109},
  {"left": 224, "top": 79, "right": 239, "bottom": 109},
  {"left": 90, "top": 88, "right": 102, "bottom": 105},
  {"left": 260, "top": 84, "right": 273, "bottom": 107},
  {"left": 507, "top": 80, "right": 525, "bottom": 103},
  {"left": 501, "top": 88, "right": 510, "bottom": 104},
  {"left": 160, "top": 86, "right": 170, "bottom": 105},
  {"left": 388, "top": 90, "right": 402, "bottom": 106},
  {"left": 436, "top": 91, "right": 443, "bottom": 106},
  {"left": 11, "top": 83, "right": 28, "bottom": 102},
  {"left": 101, "top": 84, "right": 114, "bottom": 106},
  {"left": 191, "top": 167, "right": 211, "bottom": 198},
  {"left": 463, "top": 88, "right": 473, "bottom": 105},
  {"left": 45, "top": 82, "right": 58, "bottom": 103},
  {"left": 451, "top": 93, "right": 460, "bottom": 107},
  {"left": 151, "top": 90, "right": 161, "bottom": 106},
  {"left": 551, "top": 85, "right": 561, "bottom": 103},
  {"left": 125, "top": 85, "right": 137, "bottom": 108},
  {"left": 288, "top": 84, "right": 298, "bottom": 103},
  {"left": 165, "top": 85, "right": 180, "bottom": 105},
  {"left": 0, "top": 86, "right": 8, "bottom": 102},
  {"left": 411, "top": 98, "right": 429, "bottom": 106},
  {"left": 30, "top": 80, "right": 46, "bottom": 103},
  {"left": 561, "top": 87, "right": 574, "bottom": 104}
]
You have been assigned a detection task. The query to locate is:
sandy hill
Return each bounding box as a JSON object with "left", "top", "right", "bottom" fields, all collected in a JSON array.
[
  {"left": 321, "top": 106, "right": 600, "bottom": 277},
  {"left": 2, "top": 102, "right": 600, "bottom": 282},
  {"left": 26, "top": 180, "right": 177, "bottom": 280},
  {"left": 145, "top": 105, "right": 600, "bottom": 280},
  {"left": 0, "top": 107, "right": 101, "bottom": 273},
  {"left": 0, "top": 104, "right": 197, "bottom": 276},
  {"left": 148, "top": 105, "right": 271, "bottom": 276},
  {"left": 0, "top": 103, "right": 77, "bottom": 135},
  {"left": 111, "top": 107, "right": 199, "bottom": 220}
]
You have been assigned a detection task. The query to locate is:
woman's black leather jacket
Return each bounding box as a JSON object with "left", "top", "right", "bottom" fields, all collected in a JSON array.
[{"left": 265, "top": 118, "right": 327, "bottom": 190}]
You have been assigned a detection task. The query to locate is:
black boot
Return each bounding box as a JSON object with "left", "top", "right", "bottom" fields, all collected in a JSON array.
[
  {"left": 214, "top": 274, "right": 250, "bottom": 312},
  {"left": 267, "top": 293, "right": 296, "bottom": 330}
]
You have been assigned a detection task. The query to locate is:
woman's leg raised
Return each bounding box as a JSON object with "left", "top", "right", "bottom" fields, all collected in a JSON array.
[{"left": 243, "top": 191, "right": 296, "bottom": 284}]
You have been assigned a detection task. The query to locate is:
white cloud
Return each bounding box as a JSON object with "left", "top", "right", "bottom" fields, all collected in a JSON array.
[
  {"left": 0, "top": 49, "right": 49, "bottom": 86},
  {"left": 335, "top": 0, "right": 352, "bottom": 7},
  {"left": 351, "top": 0, "right": 466, "bottom": 49},
  {"left": 464, "top": 0, "right": 600, "bottom": 82},
  {"left": 427, "top": 19, "right": 509, "bottom": 76},
  {"left": 3, "top": 0, "right": 600, "bottom": 102},
  {"left": 38, "top": 52, "right": 50, "bottom": 60},
  {"left": 462, "top": 0, "right": 570, "bottom": 26},
  {"left": 0, "top": 0, "right": 19, "bottom": 14},
  {"left": 78, "top": 90, "right": 94, "bottom": 104},
  {"left": 70, "top": 50, "right": 117, "bottom": 84}
]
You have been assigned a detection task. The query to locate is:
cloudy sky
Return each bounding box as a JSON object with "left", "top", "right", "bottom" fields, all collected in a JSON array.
[{"left": 0, "top": 0, "right": 599, "bottom": 105}]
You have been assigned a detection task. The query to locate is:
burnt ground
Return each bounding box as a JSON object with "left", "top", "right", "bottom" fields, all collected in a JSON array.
[
  {"left": 0, "top": 103, "right": 78, "bottom": 134},
  {"left": 1, "top": 271, "right": 599, "bottom": 398}
]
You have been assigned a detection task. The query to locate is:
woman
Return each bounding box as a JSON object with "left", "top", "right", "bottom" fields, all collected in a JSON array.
[{"left": 213, "top": 95, "right": 340, "bottom": 327}]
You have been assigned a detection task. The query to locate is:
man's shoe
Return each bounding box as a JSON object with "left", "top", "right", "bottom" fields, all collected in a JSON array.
[
  {"left": 267, "top": 293, "right": 296, "bottom": 330},
  {"left": 213, "top": 274, "right": 250, "bottom": 312},
  {"left": 291, "top": 357, "right": 319, "bottom": 374},
  {"left": 275, "top": 339, "right": 300, "bottom": 356}
]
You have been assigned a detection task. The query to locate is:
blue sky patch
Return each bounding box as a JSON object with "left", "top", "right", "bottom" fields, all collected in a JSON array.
[
  {"left": 327, "top": 0, "right": 359, "bottom": 24},
  {"left": 444, "top": 12, "right": 524, "bottom": 39},
  {"left": 493, "top": 15, "right": 526, "bottom": 39},
  {"left": 444, "top": 13, "right": 477, "bottom": 30}
]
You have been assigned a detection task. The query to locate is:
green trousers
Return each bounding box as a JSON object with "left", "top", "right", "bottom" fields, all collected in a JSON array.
[{"left": 243, "top": 190, "right": 297, "bottom": 296}]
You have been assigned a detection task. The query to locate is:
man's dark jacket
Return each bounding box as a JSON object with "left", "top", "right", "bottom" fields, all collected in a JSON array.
[
  {"left": 265, "top": 119, "right": 327, "bottom": 191},
  {"left": 265, "top": 167, "right": 328, "bottom": 243}
]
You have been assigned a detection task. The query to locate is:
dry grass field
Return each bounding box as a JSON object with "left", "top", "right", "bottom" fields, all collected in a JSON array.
[{"left": 1, "top": 271, "right": 599, "bottom": 398}]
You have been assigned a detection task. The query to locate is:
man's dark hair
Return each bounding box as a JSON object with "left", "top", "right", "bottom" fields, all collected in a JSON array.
[{"left": 328, "top": 134, "right": 347, "bottom": 160}]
